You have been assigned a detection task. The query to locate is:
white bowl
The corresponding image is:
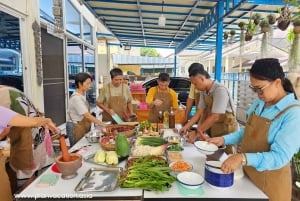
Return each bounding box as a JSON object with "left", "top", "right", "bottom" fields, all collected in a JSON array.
[
  {"left": 194, "top": 141, "right": 218, "bottom": 155},
  {"left": 177, "top": 172, "right": 204, "bottom": 189}
]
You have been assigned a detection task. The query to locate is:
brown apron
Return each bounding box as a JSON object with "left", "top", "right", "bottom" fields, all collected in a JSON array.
[
  {"left": 148, "top": 87, "right": 173, "bottom": 123},
  {"left": 202, "top": 87, "right": 237, "bottom": 136},
  {"left": 0, "top": 155, "right": 13, "bottom": 201},
  {"left": 194, "top": 90, "right": 200, "bottom": 108},
  {"left": 240, "top": 104, "right": 300, "bottom": 201},
  {"left": 102, "top": 84, "right": 127, "bottom": 123},
  {"left": 69, "top": 94, "right": 91, "bottom": 143}
]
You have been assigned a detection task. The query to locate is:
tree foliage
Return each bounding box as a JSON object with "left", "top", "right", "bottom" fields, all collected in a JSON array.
[{"left": 140, "top": 47, "right": 161, "bottom": 57}]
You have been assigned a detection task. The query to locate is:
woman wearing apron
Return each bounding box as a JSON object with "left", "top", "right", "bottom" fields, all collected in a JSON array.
[
  {"left": 208, "top": 58, "right": 300, "bottom": 201},
  {"left": 146, "top": 73, "right": 179, "bottom": 123},
  {"left": 180, "top": 63, "right": 237, "bottom": 152},
  {"left": 67, "top": 73, "right": 105, "bottom": 146},
  {"left": 96, "top": 68, "right": 135, "bottom": 123},
  {"left": 0, "top": 106, "right": 59, "bottom": 201}
]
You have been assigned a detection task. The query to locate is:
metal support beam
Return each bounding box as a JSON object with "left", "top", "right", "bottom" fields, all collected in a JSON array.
[
  {"left": 175, "top": 0, "right": 246, "bottom": 55},
  {"left": 137, "top": 0, "right": 146, "bottom": 46},
  {"left": 214, "top": 0, "right": 224, "bottom": 82},
  {"left": 246, "top": 0, "right": 286, "bottom": 6},
  {"left": 174, "top": 53, "right": 177, "bottom": 76}
]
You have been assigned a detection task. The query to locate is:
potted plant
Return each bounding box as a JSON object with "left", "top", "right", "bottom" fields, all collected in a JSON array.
[
  {"left": 260, "top": 19, "right": 270, "bottom": 33},
  {"left": 277, "top": 5, "right": 291, "bottom": 31},
  {"left": 267, "top": 13, "right": 276, "bottom": 25},
  {"left": 238, "top": 21, "right": 245, "bottom": 30},
  {"left": 251, "top": 13, "right": 261, "bottom": 25},
  {"left": 292, "top": 150, "right": 300, "bottom": 187},
  {"left": 292, "top": 17, "right": 300, "bottom": 34},
  {"left": 229, "top": 30, "right": 235, "bottom": 44},
  {"left": 245, "top": 20, "right": 256, "bottom": 41},
  {"left": 224, "top": 31, "right": 229, "bottom": 40}
]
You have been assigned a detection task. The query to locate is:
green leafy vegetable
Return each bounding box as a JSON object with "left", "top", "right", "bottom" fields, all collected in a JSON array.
[{"left": 136, "top": 136, "right": 167, "bottom": 146}]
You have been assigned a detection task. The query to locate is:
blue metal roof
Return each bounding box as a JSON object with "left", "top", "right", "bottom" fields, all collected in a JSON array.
[{"left": 84, "top": 0, "right": 288, "bottom": 53}]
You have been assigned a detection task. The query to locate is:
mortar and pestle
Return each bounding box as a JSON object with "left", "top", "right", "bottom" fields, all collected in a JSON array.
[{"left": 55, "top": 136, "right": 82, "bottom": 179}]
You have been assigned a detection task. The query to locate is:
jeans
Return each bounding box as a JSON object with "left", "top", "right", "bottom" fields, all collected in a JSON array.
[{"left": 66, "top": 122, "right": 75, "bottom": 147}]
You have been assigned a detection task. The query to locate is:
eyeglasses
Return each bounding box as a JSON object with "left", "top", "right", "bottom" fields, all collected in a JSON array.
[{"left": 249, "top": 82, "right": 272, "bottom": 95}]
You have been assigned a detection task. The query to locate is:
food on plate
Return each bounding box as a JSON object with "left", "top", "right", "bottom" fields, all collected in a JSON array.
[
  {"left": 131, "top": 144, "right": 167, "bottom": 157},
  {"left": 105, "top": 151, "right": 119, "bottom": 165},
  {"left": 93, "top": 150, "right": 106, "bottom": 163},
  {"left": 167, "top": 144, "right": 183, "bottom": 151},
  {"left": 115, "top": 133, "right": 130, "bottom": 157},
  {"left": 120, "top": 155, "right": 176, "bottom": 191},
  {"left": 135, "top": 136, "right": 167, "bottom": 146},
  {"left": 93, "top": 150, "right": 118, "bottom": 165},
  {"left": 170, "top": 161, "right": 192, "bottom": 172},
  {"left": 167, "top": 152, "right": 183, "bottom": 162},
  {"left": 99, "top": 134, "right": 116, "bottom": 151}
]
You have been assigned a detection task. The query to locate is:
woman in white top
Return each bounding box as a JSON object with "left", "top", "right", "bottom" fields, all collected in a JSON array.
[{"left": 66, "top": 73, "right": 105, "bottom": 146}]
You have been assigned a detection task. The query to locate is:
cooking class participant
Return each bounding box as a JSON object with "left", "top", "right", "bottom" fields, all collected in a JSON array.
[
  {"left": 180, "top": 63, "right": 237, "bottom": 153},
  {"left": 0, "top": 106, "right": 60, "bottom": 201},
  {"left": 96, "top": 68, "right": 136, "bottom": 123},
  {"left": 207, "top": 58, "right": 300, "bottom": 201},
  {"left": 67, "top": 72, "right": 106, "bottom": 146},
  {"left": 182, "top": 83, "right": 200, "bottom": 125},
  {"left": 146, "top": 72, "right": 179, "bottom": 123}
]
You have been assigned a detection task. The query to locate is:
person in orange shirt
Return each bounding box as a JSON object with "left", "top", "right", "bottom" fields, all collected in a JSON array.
[{"left": 146, "top": 73, "right": 178, "bottom": 123}]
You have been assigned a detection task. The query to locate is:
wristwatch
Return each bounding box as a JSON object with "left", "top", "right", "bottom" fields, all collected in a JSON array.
[{"left": 241, "top": 153, "right": 247, "bottom": 166}]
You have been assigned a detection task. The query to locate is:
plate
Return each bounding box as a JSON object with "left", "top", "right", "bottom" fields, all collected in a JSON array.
[
  {"left": 194, "top": 141, "right": 218, "bottom": 154},
  {"left": 75, "top": 167, "right": 121, "bottom": 192}
]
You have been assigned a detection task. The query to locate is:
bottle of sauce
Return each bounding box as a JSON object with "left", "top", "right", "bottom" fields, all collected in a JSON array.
[
  {"left": 169, "top": 108, "right": 175, "bottom": 128},
  {"left": 163, "top": 110, "right": 169, "bottom": 128},
  {"left": 158, "top": 111, "right": 163, "bottom": 123}
]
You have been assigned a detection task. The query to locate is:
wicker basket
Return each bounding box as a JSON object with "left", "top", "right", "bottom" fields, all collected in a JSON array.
[
  {"left": 99, "top": 142, "right": 115, "bottom": 151},
  {"left": 105, "top": 125, "right": 136, "bottom": 138}
]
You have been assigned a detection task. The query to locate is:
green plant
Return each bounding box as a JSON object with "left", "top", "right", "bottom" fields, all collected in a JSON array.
[
  {"left": 238, "top": 21, "right": 245, "bottom": 30},
  {"left": 246, "top": 20, "right": 256, "bottom": 35},
  {"left": 287, "top": 28, "right": 295, "bottom": 43},
  {"left": 260, "top": 19, "right": 270, "bottom": 33},
  {"left": 252, "top": 13, "right": 261, "bottom": 25},
  {"left": 267, "top": 14, "right": 276, "bottom": 24},
  {"left": 293, "top": 150, "right": 300, "bottom": 181},
  {"left": 224, "top": 31, "right": 229, "bottom": 40},
  {"left": 230, "top": 30, "right": 236, "bottom": 36},
  {"left": 293, "top": 17, "right": 300, "bottom": 26}
]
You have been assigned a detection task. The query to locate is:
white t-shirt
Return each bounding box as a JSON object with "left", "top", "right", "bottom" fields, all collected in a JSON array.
[
  {"left": 67, "top": 92, "right": 89, "bottom": 122},
  {"left": 198, "top": 81, "right": 234, "bottom": 114}
]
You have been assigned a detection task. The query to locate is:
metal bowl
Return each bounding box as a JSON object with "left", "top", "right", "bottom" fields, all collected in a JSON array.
[{"left": 85, "top": 130, "right": 103, "bottom": 143}]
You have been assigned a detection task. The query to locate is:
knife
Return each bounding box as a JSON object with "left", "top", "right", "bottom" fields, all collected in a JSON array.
[{"left": 111, "top": 113, "right": 124, "bottom": 124}]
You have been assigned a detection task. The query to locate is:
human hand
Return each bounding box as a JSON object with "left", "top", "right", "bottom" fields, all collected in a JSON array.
[
  {"left": 153, "top": 99, "right": 163, "bottom": 106},
  {"left": 206, "top": 137, "right": 224, "bottom": 147},
  {"left": 0, "top": 127, "right": 10, "bottom": 140},
  {"left": 179, "top": 126, "right": 188, "bottom": 135},
  {"left": 221, "top": 154, "right": 243, "bottom": 174},
  {"left": 181, "top": 117, "right": 188, "bottom": 125},
  {"left": 44, "top": 118, "right": 61, "bottom": 135},
  {"left": 185, "top": 130, "right": 197, "bottom": 143}
]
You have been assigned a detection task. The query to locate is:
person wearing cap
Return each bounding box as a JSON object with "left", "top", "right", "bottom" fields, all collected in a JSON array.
[
  {"left": 207, "top": 58, "right": 300, "bottom": 201},
  {"left": 146, "top": 72, "right": 179, "bottom": 123},
  {"left": 180, "top": 63, "right": 238, "bottom": 153}
]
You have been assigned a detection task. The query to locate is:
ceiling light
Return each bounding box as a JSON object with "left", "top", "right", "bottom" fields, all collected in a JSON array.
[{"left": 158, "top": 1, "right": 166, "bottom": 27}]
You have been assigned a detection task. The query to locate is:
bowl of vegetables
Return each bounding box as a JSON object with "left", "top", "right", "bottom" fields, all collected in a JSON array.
[
  {"left": 169, "top": 160, "right": 193, "bottom": 175},
  {"left": 167, "top": 144, "right": 184, "bottom": 152}
]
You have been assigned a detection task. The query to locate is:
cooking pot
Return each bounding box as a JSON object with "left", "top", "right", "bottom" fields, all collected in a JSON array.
[{"left": 204, "top": 160, "right": 234, "bottom": 189}]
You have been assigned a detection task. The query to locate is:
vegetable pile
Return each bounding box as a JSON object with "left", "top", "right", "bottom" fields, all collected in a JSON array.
[
  {"left": 136, "top": 136, "right": 167, "bottom": 146},
  {"left": 119, "top": 156, "right": 176, "bottom": 191}
]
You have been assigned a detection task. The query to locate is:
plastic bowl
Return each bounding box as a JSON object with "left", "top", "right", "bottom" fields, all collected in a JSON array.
[
  {"left": 194, "top": 141, "right": 218, "bottom": 155},
  {"left": 177, "top": 172, "right": 204, "bottom": 189},
  {"left": 204, "top": 161, "right": 234, "bottom": 189}
]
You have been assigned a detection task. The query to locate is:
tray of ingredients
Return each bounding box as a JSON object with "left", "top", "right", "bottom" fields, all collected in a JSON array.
[
  {"left": 75, "top": 167, "right": 122, "bottom": 192},
  {"left": 84, "top": 150, "right": 128, "bottom": 167},
  {"left": 119, "top": 155, "right": 176, "bottom": 191}
]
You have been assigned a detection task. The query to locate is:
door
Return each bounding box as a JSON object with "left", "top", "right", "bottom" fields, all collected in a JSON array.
[{"left": 41, "top": 28, "right": 66, "bottom": 125}]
